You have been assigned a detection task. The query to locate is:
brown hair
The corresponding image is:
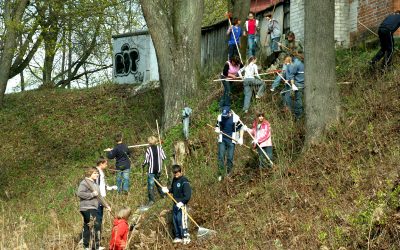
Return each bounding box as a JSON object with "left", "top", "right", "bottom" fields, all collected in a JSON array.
[
  {"left": 114, "top": 132, "right": 123, "bottom": 143},
  {"left": 85, "top": 167, "right": 99, "bottom": 178},
  {"left": 96, "top": 156, "right": 107, "bottom": 166}
]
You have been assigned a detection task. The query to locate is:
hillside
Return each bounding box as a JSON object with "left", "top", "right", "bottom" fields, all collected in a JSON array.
[{"left": 0, "top": 49, "right": 399, "bottom": 250}]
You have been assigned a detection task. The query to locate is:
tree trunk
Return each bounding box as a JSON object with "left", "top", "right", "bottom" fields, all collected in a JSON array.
[
  {"left": 140, "top": 0, "right": 204, "bottom": 130},
  {"left": 0, "top": 0, "right": 29, "bottom": 105},
  {"left": 304, "top": 0, "right": 339, "bottom": 146}
]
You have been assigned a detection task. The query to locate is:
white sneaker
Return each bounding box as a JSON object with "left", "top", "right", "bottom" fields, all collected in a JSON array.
[
  {"left": 183, "top": 238, "right": 191, "bottom": 245},
  {"left": 218, "top": 176, "right": 222, "bottom": 182},
  {"left": 270, "top": 88, "right": 275, "bottom": 92},
  {"left": 98, "top": 247, "right": 105, "bottom": 250},
  {"left": 173, "top": 238, "right": 182, "bottom": 243}
]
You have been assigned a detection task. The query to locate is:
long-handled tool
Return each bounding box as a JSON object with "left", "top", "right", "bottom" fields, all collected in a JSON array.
[
  {"left": 156, "top": 120, "right": 169, "bottom": 182},
  {"left": 206, "top": 124, "right": 251, "bottom": 150},
  {"left": 231, "top": 110, "right": 274, "bottom": 166},
  {"left": 276, "top": 71, "right": 298, "bottom": 91},
  {"left": 225, "top": 12, "right": 243, "bottom": 64},
  {"left": 128, "top": 143, "right": 150, "bottom": 148},
  {"left": 153, "top": 178, "right": 216, "bottom": 238}
]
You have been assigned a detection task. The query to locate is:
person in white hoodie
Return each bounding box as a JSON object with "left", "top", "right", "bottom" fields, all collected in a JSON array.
[{"left": 239, "top": 56, "right": 265, "bottom": 113}]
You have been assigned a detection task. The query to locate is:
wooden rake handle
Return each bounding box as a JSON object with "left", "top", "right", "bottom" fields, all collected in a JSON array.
[
  {"left": 153, "top": 178, "right": 201, "bottom": 228},
  {"left": 206, "top": 124, "right": 251, "bottom": 149}
]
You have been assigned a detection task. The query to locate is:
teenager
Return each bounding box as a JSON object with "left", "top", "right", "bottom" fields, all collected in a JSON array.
[
  {"left": 238, "top": 56, "right": 266, "bottom": 113},
  {"left": 370, "top": 10, "right": 400, "bottom": 69},
  {"left": 105, "top": 133, "right": 131, "bottom": 194},
  {"left": 77, "top": 167, "right": 110, "bottom": 250},
  {"left": 215, "top": 106, "right": 244, "bottom": 181},
  {"left": 227, "top": 17, "right": 242, "bottom": 60},
  {"left": 142, "top": 136, "right": 166, "bottom": 206},
  {"left": 264, "top": 12, "right": 281, "bottom": 63},
  {"left": 162, "top": 165, "right": 192, "bottom": 245},
  {"left": 285, "top": 52, "right": 305, "bottom": 120},
  {"left": 244, "top": 12, "right": 259, "bottom": 57},
  {"left": 247, "top": 111, "right": 273, "bottom": 168},
  {"left": 219, "top": 56, "right": 243, "bottom": 108}
]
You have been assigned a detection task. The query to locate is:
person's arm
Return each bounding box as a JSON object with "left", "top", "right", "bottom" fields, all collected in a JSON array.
[
  {"left": 227, "top": 26, "right": 232, "bottom": 35},
  {"left": 181, "top": 180, "right": 192, "bottom": 204},
  {"left": 160, "top": 147, "right": 167, "bottom": 160},
  {"left": 254, "top": 64, "right": 260, "bottom": 79},
  {"left": 142, "top": 148, "right": 150, "bottom": 166},
  {"left": 222, "top": 63, "right": 229, "bottom": 77},
  {"left": 106, "top": 147, "right": 116, "bottom": 159}
]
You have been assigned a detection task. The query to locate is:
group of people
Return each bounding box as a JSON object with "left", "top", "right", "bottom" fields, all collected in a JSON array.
[
  {"left": 77, "top": 133, "right": 192, "bottom": 249},
  {"left": 222, "top": 11, "right": 305, "bottom": 119}
]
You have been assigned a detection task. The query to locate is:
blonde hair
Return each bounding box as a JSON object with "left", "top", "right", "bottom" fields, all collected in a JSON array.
[
  {"left": 148, "top": 136, "right": 158, "bottom": 145},
  {"left": 117, "top": 207, "right": 132, "bottom": 220},
  {"left": 85, "top": 167, "right": 99, "bottom": 178}
]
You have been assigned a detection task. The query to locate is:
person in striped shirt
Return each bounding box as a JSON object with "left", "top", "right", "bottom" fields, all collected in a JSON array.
[{"left": 142, "top": 136, "right": 167, "bottom": 206}]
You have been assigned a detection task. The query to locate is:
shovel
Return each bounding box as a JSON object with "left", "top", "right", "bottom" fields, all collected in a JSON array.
[{"left": 153, "top": 178, "right": 216, "bottom": 238}]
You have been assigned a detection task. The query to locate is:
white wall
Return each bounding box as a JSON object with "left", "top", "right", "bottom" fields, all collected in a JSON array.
[{"left": 112, "top": 33, "right": 159, "bottom": 84}]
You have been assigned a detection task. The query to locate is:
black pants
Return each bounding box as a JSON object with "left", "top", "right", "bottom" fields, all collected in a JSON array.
[
  {"left": 371, "top": 27, "right": 394, "bottom": 67},
  {"left": 80, "top": 209, "right": 101, "bottom": 249}
]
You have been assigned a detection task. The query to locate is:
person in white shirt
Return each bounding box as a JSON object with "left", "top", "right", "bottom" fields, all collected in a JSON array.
[
  {"left": 239, "top": 56, "right": 265, "bottom": 113},
  {"left": 95, "top": 157, "right": 116, "bottom": 237}
]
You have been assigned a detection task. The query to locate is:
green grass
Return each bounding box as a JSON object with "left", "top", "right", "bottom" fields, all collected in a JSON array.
[{"left": 0, "top": 49, "right": 399, "bottom": 249}]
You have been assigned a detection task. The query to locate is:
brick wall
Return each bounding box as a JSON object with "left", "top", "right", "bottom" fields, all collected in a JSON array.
[{"left": 357, "top": 0, "right": 393, "bottom": 34}]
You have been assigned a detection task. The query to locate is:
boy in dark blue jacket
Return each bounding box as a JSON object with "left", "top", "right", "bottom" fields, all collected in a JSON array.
[
  {"left": 162, "top": 165, "right": 192, "bottom": 245},
  {"left": 105, "top": 132, "right": 131, "bottom": 194}
]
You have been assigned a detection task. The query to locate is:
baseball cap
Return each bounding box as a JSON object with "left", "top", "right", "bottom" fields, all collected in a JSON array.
[{"left": 222, "top": 106, "right": 231, "bottom": 117}]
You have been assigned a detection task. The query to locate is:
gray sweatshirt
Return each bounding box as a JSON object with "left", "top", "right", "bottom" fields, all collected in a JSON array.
[{"left": 77, "top": 178, "right": 100, "bottom": 211}]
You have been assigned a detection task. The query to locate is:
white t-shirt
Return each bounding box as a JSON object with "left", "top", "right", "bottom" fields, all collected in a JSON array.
[{"left": 239, "top": 62, "right": 259, "bottom": 79}]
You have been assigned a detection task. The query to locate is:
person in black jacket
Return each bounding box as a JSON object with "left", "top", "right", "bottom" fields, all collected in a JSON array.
[
  {"left": 105, "top": 133, "right": 131, "bottom": 194},
  {"left": 162, "top": 165, "right": 192, "bottom": 245},
  {"left": 370, "top": 10, "right": 400, "bottom": 69}
]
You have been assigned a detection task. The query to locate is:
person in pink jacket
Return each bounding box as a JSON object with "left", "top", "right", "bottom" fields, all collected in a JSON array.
[{"left": 247, "top": 111, "right": 273, "bottom": 168}]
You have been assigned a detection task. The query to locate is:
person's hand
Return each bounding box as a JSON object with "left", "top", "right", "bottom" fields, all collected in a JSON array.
[
  {"left": 176, "top": 202, "right": 184, "bottom": 209},
  {"left": 91, "top": 191, "right": 98, "bottom": 197},
  {"left": 242, "top": 125, "right": 248, "bottom": 131},
  {"left": 214, "top": 127, "right": 220, "bottom": 134},
  {"left": 104, "top": 148, "right": 112, "bottom": 152},
  {"left": 237, "top": 137, "right": 243, "bottom": 145},
  {"left": 278, "top": 42, "right": 282, "bottom": 47},
  {"left": 162, "top": 187, "right": 169, "bottom": 193},
  {"left": 252, "top": 139, "right": 258, "bottom": 145},
  {"left": 106, "top": 185, "right": 118, "bottom": 191},
  {"left": 106, "top": 206, "right": 111, "bottom": 212}
]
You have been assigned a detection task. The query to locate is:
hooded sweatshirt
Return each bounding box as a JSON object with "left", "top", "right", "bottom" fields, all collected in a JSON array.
[{"left": 109, "top": 218, "right": 129, "bottom": 250}]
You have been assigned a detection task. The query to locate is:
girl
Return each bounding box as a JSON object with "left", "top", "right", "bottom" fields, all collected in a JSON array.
[
  {"left": 109, "top": 207, "right": 132, "bottom": 250},
  {"left": 247, "top": 111, "right": 273, "bottom": 168},
  {"left": 219, "top": 55, "right": 243, "bottom": 108},
  {"left": 239, "top": 56, "right": 265, "bottom": 113}
]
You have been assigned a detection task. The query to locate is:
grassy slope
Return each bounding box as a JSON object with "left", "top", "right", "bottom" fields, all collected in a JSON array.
[{"left": 0, "top": 50, "right": 399, "bottom": 249}]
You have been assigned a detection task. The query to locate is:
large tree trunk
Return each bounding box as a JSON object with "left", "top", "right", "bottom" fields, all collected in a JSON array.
[
  {"left": 304, "top": 0, "right": 339, "bottom": 146},
  {"left": 0, "top": 0, "right": 29, "bottom": 105},
  {"left": 140, "top": 0, "right": 204, "bottom": 130}
]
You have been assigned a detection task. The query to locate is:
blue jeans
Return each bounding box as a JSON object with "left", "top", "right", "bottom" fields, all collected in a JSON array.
[
  {"left": 172, "top": 204, "right": 189, "bottom": 239},
  {"left": 147, "top": 173, "right": 164, "bottom": 202},
  {"left": 97, "top": 204, "right": 104, "bottom": 230},
  {"left": 219, "top": 77, "right": 232, "bottom": 108},
  {"left": 247, "top": 34, "right": 256, "bottom": 57},
  {"left": 271, "top": 65, "right": 287, "bottom": 90},
  {"left": 283, "top": 84, "right": 304, "bottom": 119},
  {"left": 257, "top": 146, "right": 273, "bottom": 168},
  {"left": 116, "top": 169, "right": 130, "bottom": 193},
  {"left": 271, "top": 37, "right": 281, "bottom": 52},
  {"left": 218, "top": 140, "right": 235, "bottom": 176},
  {"left": 243, "top": 78, "right": 265, "bottom": 111}
]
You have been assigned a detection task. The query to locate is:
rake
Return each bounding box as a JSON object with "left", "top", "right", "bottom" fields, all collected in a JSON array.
[{"left": 153, "top": 178, "right": 216, "bottom": 238}]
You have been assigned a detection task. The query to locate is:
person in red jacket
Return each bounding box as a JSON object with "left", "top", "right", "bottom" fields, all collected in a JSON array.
[
  {"left": 247, "top": 111, "right": 273, "bottom": 168},
  {"left": 109, "top": 207, "right": 132, "bottom": 250}
]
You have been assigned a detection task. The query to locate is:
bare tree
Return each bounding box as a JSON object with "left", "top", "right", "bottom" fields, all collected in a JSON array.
[
  {"left": 139, "top": 0, "right": 204, "bottom": 130},
  {"left": 304, "top": 0, "right": 339, "bottom": 145},
  {"left": 0, "top": 0, "right": 29, "bottom": 105}
]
